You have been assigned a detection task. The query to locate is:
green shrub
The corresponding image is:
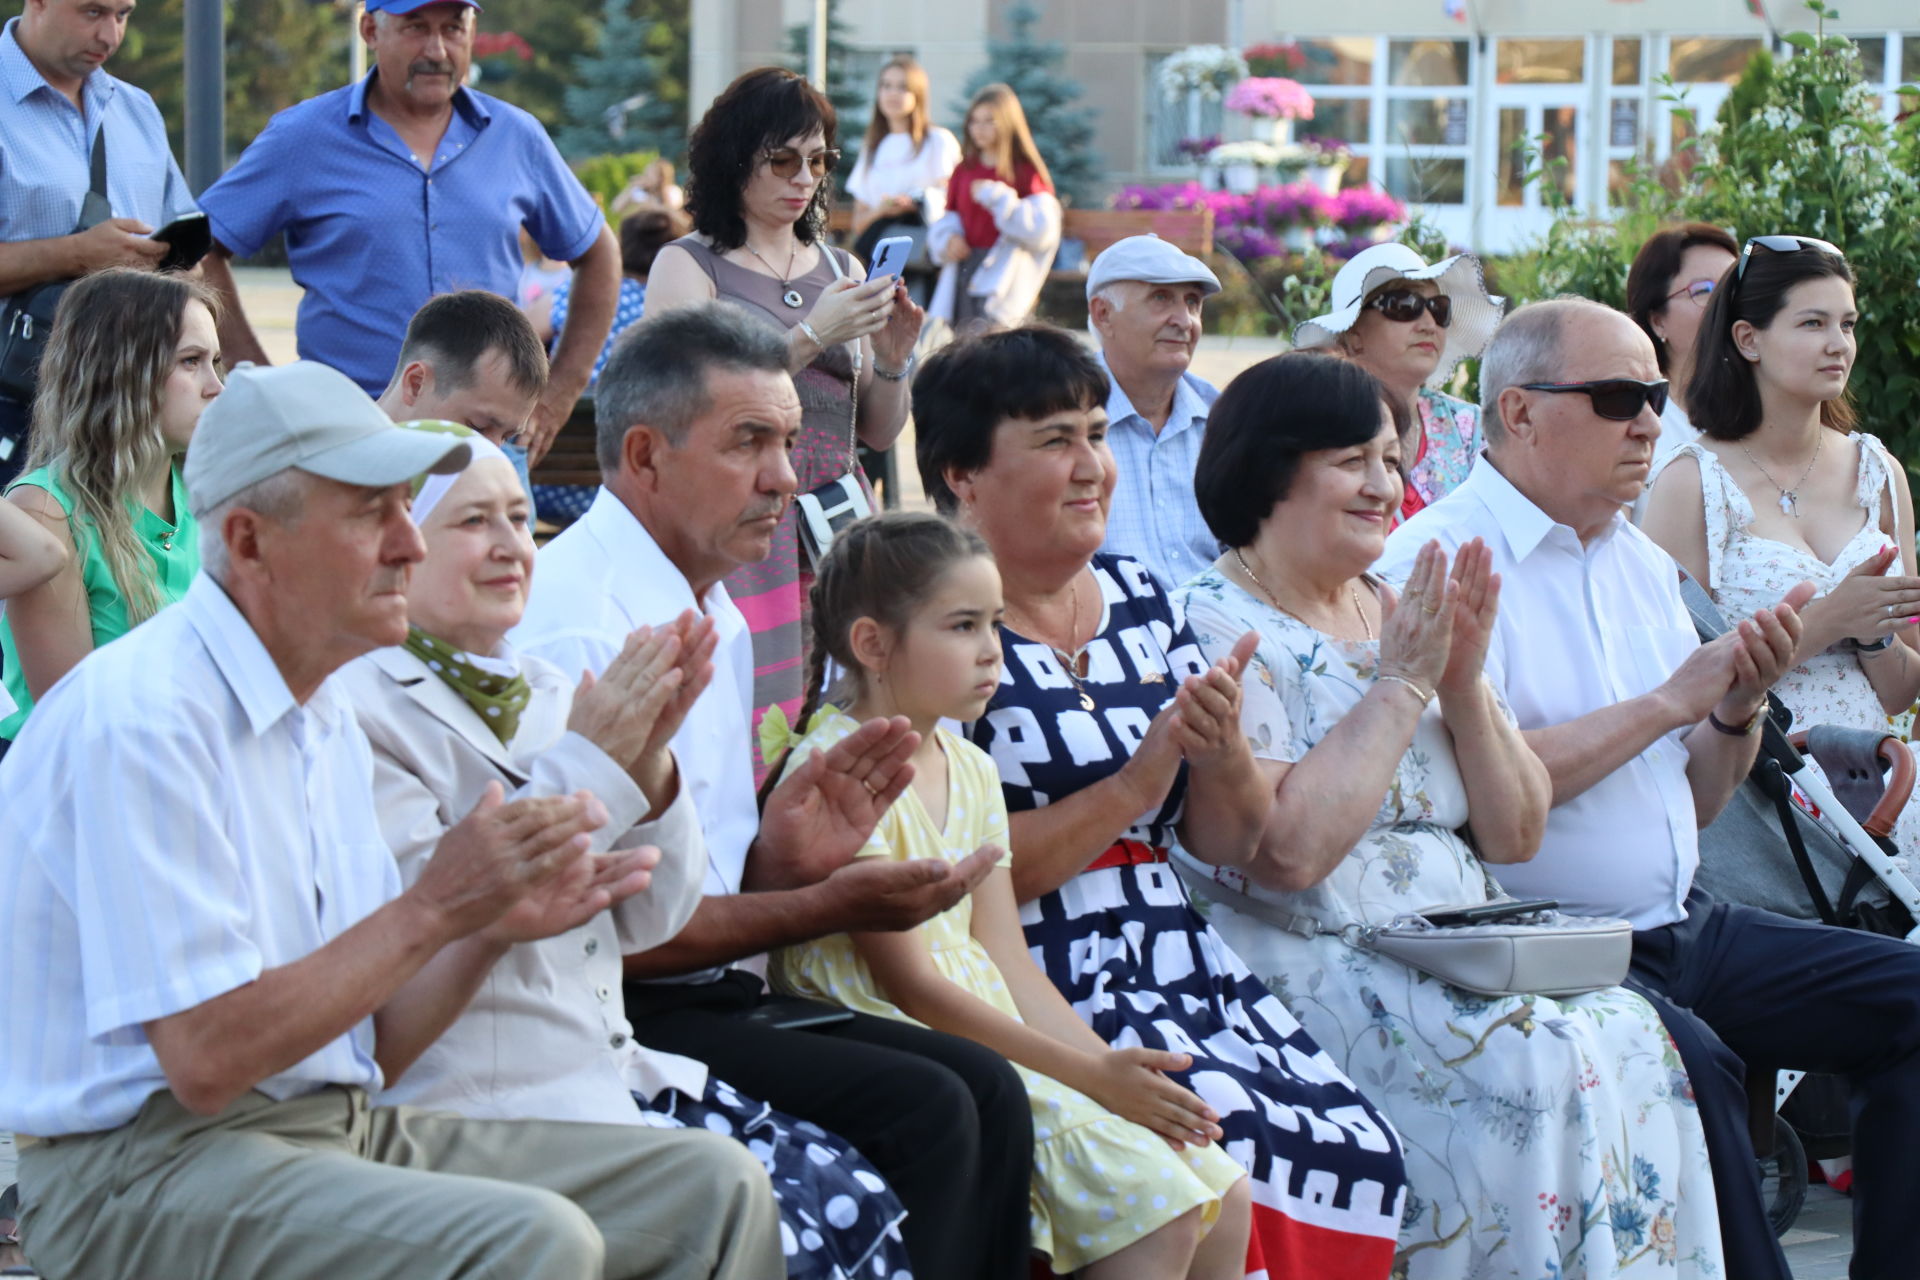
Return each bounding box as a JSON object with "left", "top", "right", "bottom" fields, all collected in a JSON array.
[{"left": 572, "top": 150, "right": 661, "bottom": 212}]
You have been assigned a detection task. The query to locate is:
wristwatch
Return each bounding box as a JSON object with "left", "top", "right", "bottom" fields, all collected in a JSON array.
[
  {"left": 1706, "top": 702, "right": 1766, "bottom": 736},
  {"left": 1840, "top": 634, "right": 1895, "bottom": 654}
]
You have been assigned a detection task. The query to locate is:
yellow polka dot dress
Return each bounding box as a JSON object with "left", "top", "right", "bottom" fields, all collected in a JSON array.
[{"left": 774, "top": 710, "right": 1245, "bottom": 1273}]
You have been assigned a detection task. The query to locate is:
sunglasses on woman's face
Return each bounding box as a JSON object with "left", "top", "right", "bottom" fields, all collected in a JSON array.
[
  {"left": 1366, "top": 290, "right": 1452, "bottom": 328},
  {"left": 1519, "top": 378, "right": 1669, "bottom": 421},
  {"left": 1665, "top": 278, "right": 1716, "bottom": 305},
  {"left": 759, "top": 147, "right": 841, "bottom": 179}
]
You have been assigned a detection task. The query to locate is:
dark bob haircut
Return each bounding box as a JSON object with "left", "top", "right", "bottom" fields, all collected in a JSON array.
[
  {"left": 1686, "top": 238, "right": 1858, "bottom": 441},
  {"left": 913, "top": 326, "right": 1110, "bottom": 516},
  {"left": 1194, "top": 352, "right": 1408, "bottom": 549},
  {"left": 685, "top": 68, "right": 837, "bottom": 254},
  {"left": 619, "top": 207, "right": 691, "bottom": 278},
  {"left": 1624, "top": 221, "right": 1739, "bottom": 374}
]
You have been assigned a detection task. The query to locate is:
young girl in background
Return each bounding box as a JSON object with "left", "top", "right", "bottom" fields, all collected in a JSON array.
[
  {"left": 773, "top": 512, "right": 1252, "bottom": 1279},
  {"left": 926, "top": 84, "right": 1061, "bottom": 333}
]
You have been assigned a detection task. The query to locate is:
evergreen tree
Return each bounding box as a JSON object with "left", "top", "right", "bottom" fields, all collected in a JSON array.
[
  {"left": 558, "top": 0, "right": 678, "bottom": 159},
  {"left": 785, "top": 0, "right": 867, "bottom": 178},
  {"left": 960, "top": 0, "right": 1099, "bottom": 205}
]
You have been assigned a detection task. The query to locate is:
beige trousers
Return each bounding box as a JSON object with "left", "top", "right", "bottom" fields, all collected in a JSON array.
[{"left": 16, "top": 1086, "right": 783, "bottom": 1280}]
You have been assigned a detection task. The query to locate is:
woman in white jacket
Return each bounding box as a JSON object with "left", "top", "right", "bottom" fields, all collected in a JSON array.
[
  {"left": 928, "top": 83, "right": 1062, "bottom": 333},
  {"left": 339, "top": 424, "right": 913, "bottom": 1280}
]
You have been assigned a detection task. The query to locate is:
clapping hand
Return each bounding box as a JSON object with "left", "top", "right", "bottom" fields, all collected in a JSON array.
[
  {"left": 1375, "top": 539, "right": 1457, "bottom": 701},
  {"left": 1436, "top": 538, "right": 1499, "bottom": 699},
  {"left": 1172, "top": 630, "right": 1258, "bottom": 768},
  {"left": 1720, "top": 580, "right": 1814, "bottom": 720},
  {"left": 827, "top": 842, "right": 999, "bottom": 932},
  {"left": 411, "top": 784, "right": 609, "bottom": 941},
  {"left": 1805, "top": 546, "right": 1920, "bottom": 651},
  {"left": 746, "top": 716, "right": 921, "bottom": 890},
  {"left": 484, "top": 844, "right": 662, "bottom": 944}
]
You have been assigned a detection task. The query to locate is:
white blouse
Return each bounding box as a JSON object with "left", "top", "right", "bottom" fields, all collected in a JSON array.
[{"left": 846, "top": 127, "right": 962, "bottom": 222}]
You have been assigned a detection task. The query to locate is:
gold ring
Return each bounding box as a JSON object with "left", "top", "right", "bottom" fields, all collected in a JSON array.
[{"left": 861, "top": 779, "right": 882, "bottom": 796}]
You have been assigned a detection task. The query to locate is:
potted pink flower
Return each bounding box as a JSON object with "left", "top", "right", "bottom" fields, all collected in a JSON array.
[{"left": 1225, "top": 76, "right": 1316, "bottom": 146}]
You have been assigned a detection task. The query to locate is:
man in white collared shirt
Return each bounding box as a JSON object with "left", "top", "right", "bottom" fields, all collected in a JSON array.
[
  {"left": 1087, "top": 234, "right": 1224, "bottom": 592},
  {"left": 513, "top": 300, "right": 1037, "bottom": 1280},
  {"left": 0, "top": 362, "right": 780, "bottom": 1280},
  {"left": 1382, "top": 298, "right": 1920, "bottom": 1280}
]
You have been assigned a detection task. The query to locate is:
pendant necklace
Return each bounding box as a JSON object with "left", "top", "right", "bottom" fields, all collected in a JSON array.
[
  {"left": 1010, "top": 577, "right": 1096, "bottom": 711},
  {"left": 1234, "top": 548, "right": 1374, "bottom": 642},
  {"left": 743, "top": 240, "right": 805, "bottom": 309},
  {"left": 1740, "top": 429, "right": 1823, "bottom": 518}
]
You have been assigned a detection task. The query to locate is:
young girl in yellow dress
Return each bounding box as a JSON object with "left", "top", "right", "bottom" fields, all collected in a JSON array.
[{"left": 772, "top": 513, "right": 1252, "bottom": 1278}]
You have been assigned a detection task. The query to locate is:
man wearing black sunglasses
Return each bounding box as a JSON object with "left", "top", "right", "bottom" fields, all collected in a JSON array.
[{"left": 1384, "top": 297, "right": 1920, "bottom": 1280}]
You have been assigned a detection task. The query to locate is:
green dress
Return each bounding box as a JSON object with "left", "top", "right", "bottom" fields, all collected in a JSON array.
[
  {"left": 0, "top": 462, "right": 197, "bottom": 738},
  {"left": 773, "top": 709, "right": 1245, "bottom": 1273}
]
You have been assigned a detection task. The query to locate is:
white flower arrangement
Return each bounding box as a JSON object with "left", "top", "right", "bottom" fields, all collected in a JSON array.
[
  {"left": 1157, "top": 45, "right": 1249, "bottom": 102},
  {"left": 1206, "top": 140, "right": 1311, "bottom": 168}
]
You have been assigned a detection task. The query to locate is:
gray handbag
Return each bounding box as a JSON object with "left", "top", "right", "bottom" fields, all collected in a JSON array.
[{"left": 1187, "top": 866, "right": 1632, "bottom": 999}]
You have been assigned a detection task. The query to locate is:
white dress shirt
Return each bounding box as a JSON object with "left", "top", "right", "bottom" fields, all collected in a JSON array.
[
  {"left": 1096, "top": 354, "right": 1222, "bottom": 593},
  {"left": 339, "top": 645, "right": 711, "bottom": 1121},
  {"left": 511, "top": 487, "right": 759, "bottom": 980},
  {"left": 0, "top": 574, "right": 398, "bottom": 1137},
  {"left": 1380, "top": 458, "right": 1699, "bottom": 929}
]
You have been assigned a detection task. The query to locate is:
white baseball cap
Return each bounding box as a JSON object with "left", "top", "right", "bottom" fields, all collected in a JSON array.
[
  {"left": 1085, "top": 234, "right": 1221, "bottom": 301},
  {"left": 186, "top": 362, "right": 472, "bottom": 514}
]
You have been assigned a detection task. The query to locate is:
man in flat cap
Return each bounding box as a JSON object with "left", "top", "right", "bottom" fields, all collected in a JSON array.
[
  {"left": 1085, "top": 233, "right": 1225, "bottom": 591},
  {"left": 0, "top": 362, "right": 781, "bottom": 1280}
]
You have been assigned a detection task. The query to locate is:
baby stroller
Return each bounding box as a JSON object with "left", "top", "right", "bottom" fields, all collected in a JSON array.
[{"left": 1681, "top": 573, "right": 1920, "bottom": 1236}]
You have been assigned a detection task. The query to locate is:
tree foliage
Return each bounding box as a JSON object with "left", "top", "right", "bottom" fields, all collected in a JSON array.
[
  {"left": 1524, "top": 2, "right": 1920, "bottom": 465},
  {"left": 960, "top": 0, "right": 1098, "bottom": 206},
  {"left": 557, "top": 0, "right": 681, "bottom": 159}
]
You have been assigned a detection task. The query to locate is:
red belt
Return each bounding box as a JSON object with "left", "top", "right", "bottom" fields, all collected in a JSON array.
[{"left": 1087, "top": 839, "right": 1169, "bottom": 871}]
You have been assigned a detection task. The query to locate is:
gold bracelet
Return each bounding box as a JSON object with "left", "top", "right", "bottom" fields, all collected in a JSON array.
[{"left": 1376, "top": 673, "right": 1435, "bottom": 706}]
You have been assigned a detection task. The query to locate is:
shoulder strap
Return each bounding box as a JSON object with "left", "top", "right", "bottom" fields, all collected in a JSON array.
[{"left": 90, "top": 124, "right": 107, "bottom": 198}]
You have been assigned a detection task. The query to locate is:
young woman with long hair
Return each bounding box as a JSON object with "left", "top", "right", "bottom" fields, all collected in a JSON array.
[
  {"left": 846, "top": 56, "right": 960, "bottom": 301},
  {"left": 926, "top": 83, "right": 1062, "bottom": 333},
  {"left": 0, "top": 268, "right": 223, "bottom": 742}
]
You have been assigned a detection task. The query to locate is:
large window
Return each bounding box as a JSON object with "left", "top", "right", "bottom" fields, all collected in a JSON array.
[
  {"left": 1382, "top": 39, "right": 1472, "bottom": 205},
  {"left": 1841, "top": 32, "right": 1920, "bottom": 120}
]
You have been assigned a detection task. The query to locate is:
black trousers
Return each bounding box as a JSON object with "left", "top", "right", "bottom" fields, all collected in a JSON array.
[
  {"left": 1629, "top": 889, "right": 1920, "bottom": 1280},
  {"left": 0, "top": 393, "right": 28, "bottom": 489},
  {"left": 628, "top": 971, "right": 1033, "bottom": 1280}
]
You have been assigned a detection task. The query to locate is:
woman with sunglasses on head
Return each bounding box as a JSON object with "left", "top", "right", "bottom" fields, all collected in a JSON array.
[
  {"left": 647, "top": 66, "right": 926, "bottom": 776},
  {"left": 1624, "top": 223, "right": 1740, "bottom": 521},
  {"left": 1293, "top": 243, "right": 1505, "bottom": 523},
  {"left": 1645, "top": 235, "right": 1920, "bottom": 861},
  {"left": 925, "top": 83, "right": 1062, "bottom": 335}
]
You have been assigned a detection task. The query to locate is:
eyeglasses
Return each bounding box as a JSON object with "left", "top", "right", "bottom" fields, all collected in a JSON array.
[
  {"left": 1664, "top": 278, "right": 1717, "bottom": 305},
  {"left": 1365, "top": 290, "right": 1452, "bottom": 328},
  {"left": 758, "top": 147, "right": 841, "bottom": 179},
  {"left": 1732, "top": 234, "right": 1844, "bottom": 289},
  {"left": 1519, "top": 378, "right": 1670, "bottom": 421}
]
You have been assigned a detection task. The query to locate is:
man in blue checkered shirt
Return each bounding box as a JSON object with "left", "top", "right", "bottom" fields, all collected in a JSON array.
[
  {"left": 1086, "top": 235, "right": 1225, "bottom": 595},
  {"left": 0, "top": 0, "right": 196, "bottom": 483}
]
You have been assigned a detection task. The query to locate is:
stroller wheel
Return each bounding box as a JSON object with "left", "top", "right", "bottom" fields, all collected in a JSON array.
[{"left": 1761, "top": 1114, "right": 1809, "bottom": 1237}]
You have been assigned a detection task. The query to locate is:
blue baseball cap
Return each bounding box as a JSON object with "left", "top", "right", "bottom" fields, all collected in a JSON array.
[{"left": 363, "top": 0, "right": 482, "bottom": 14}]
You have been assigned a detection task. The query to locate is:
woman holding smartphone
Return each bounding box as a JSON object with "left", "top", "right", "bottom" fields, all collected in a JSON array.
[{"left": 644, "top": 67, "right": 925, "bottom": 777}]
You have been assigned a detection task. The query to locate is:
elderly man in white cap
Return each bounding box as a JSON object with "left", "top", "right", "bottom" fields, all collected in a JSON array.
[
  {"left": 0, "top": 362, "right": 782, "bottom": 1280},
  {"left": 1294, "top": 241, "right": 1504, "bottom": 521},
  {"left": 1085, "top": 233, "right": 1226, "bottom": 592}
]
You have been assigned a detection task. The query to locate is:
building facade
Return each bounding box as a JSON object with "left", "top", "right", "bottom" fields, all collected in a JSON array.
[{"left": 694, "top": 0, "right": 1918, "bottom": 253}]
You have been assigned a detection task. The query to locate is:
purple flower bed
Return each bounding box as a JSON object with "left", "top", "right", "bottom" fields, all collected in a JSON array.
[{"left": 1114, "top": 182, "right": 1407, "bottom": 261}]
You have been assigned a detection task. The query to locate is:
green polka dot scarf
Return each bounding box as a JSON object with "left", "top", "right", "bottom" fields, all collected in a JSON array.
[{"left": 403, "top": 628, "right": 532, "bottom": 744}]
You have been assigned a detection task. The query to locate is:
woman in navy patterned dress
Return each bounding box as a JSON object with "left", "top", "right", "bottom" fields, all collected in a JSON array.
[{"left": 912, "top": 328, "right": 1408, "bottom": 1280}]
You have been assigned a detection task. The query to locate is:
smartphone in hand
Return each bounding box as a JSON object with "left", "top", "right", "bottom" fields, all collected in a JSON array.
[
  {"left": 865, "top": 235, "right": 914, "bottom": 283},
  {"left": 150, "top": 212, "right": 212, "bottom": 272}
]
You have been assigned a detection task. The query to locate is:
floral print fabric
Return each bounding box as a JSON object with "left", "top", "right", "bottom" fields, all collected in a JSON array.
[
  {"left": 1173, "top": 568, "right": 1725, "bottom": 1279},
  {"left": 1663, "top": 434, "right": 1920, "bottom": 863}
]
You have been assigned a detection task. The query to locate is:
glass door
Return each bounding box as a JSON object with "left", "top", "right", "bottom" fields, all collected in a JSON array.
[{"left": 1485, "top": 38, "right": 1589, "bottom": 247}]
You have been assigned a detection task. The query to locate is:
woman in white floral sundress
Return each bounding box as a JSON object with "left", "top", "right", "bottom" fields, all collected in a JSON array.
[
  {"left": 1177, "top": 352, "right": 1726, "bottom": 1279},
  {"left": 1645, "top": 235, "right": 1920, "bottom": 863}
]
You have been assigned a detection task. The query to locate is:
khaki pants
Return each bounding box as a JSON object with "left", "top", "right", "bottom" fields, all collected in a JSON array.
[{"left": 16, "top": 1086, "right": 783, "bottom": 1280}]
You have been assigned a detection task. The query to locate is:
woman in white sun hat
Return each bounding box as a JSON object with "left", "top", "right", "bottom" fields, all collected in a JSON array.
[{"left": 1294, "top": 242, "right": 1504, "bottom": 522}]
